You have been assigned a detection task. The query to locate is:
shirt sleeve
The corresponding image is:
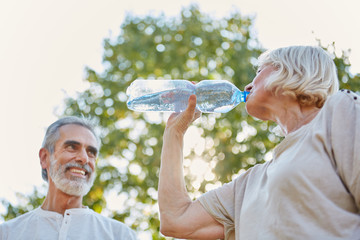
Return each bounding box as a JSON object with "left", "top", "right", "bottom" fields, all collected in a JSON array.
[
  {"left": 198, "top": 179, "right": 236, "bottom": 232},
  {"left": 329, "top": 90, "right": 360, "bottom": 209},
  {"left": 122, "top": 228, "right": 138, "bottom": 240},
  {"left": 198, "top": 163, "right": 264, "bottom": 237},
  {"left": 115, "top": 222, "right": 138, "bottom": 240},
  {"left": 198, "top": 181, "right": 236, "bottom": 237},
  {"left": 0, "top": 224, "right": 6, "bottom": 239}
]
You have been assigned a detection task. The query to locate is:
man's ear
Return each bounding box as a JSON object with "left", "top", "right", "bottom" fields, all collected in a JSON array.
[{"left": 39, "top": 148, "right": 50, "bottom": 170}]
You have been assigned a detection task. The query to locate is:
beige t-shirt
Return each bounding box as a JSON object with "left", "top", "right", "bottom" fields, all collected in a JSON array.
[{"left": 199, "top": 90, "right": 360, "bottom": 240}]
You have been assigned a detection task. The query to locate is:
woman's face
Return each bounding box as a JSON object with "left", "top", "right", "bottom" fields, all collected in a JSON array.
[{"left": 244, "top": 64, "right": 277, "bottom": 120}]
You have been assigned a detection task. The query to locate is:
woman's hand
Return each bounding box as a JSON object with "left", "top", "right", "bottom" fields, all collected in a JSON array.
[{"left": 165, "top": 94, "right": 201, "bottom": 136}]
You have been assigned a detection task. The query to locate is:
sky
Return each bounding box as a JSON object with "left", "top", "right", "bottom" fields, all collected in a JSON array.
[{"left": 1, "top": 0, "right": 360, "bottom": 212}]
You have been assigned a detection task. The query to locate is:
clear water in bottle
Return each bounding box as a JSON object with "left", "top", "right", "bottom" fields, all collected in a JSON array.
[
  {"left": 126, "top": 79, "right": 248, "bottom": 113},
  {"left": 126, "top": 80, "right": 196, "bottom": 112},
  {"left": 195, "top": 80, "right": 247, "bottom": 113}
]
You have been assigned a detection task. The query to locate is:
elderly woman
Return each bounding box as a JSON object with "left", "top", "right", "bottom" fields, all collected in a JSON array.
[{"left": 158, "top": 46, "right": 360, "bottom": 239}]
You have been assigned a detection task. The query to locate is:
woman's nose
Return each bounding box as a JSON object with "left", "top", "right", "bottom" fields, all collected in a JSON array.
[{"left": 245, "top": 83, "right": 253, "bottom": 92}]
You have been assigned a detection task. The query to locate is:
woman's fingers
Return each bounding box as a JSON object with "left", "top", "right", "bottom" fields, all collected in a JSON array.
[
  {"left": 166, "top": 95, "right": 199, "bottom": 134},
  {"left": 183, "top": 94, "right": 197, "bottom": 119}
]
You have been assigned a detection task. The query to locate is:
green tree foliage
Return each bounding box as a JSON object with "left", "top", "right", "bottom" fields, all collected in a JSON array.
[{"left": 1, "top": 5, "right": 359, "bottom": 239}]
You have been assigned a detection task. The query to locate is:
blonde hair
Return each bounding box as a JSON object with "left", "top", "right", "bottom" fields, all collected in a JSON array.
[{"left": 257, "top": 46, "right": 339, "bottom": 107}]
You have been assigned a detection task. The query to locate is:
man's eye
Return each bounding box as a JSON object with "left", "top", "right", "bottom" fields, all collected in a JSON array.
[
  {"left": 88, "top": 150, "right": 97, "bottom": 157},
  {"left": 67, "top": 145, "right": 76, "bottom": 150}
]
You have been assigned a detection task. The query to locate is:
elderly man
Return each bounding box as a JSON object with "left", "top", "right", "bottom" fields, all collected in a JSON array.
[{"left": 0, "top": 116, "right": 137, "bottom": 239}]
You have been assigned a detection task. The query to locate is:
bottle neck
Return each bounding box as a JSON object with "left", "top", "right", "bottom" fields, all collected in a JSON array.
[{"left": 235, "top": 90, "right": 249, "bottom": 104}]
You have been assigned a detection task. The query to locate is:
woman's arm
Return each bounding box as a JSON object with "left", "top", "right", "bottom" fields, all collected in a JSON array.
[{"left": 158, "top": 95, "right": 224, "bottom": 239}]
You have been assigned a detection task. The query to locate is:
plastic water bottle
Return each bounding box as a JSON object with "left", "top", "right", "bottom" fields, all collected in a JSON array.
[{"left": 126, "top": 80, "right": 249, "bottom": 113}]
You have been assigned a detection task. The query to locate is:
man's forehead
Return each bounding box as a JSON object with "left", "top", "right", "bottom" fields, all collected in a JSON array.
[{"left": 58, "top": 124, "right": 97, "bottom": 145}]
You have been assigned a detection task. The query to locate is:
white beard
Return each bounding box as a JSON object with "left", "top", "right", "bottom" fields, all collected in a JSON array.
[{"left": 49, "top": 156, "right": 96, "bottom": 196}]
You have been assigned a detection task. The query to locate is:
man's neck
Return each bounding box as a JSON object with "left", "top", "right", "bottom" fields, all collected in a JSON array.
[{"left": 41, "top": 183, "right": 84, "bottom": 215}]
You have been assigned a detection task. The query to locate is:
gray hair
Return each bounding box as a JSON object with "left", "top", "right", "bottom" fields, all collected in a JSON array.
[
  {"left": 257, "top": 45, "right": 339, "bottom": 107},
  {"left": 41, "top": 116, "right": 101, "bottom": 181}
]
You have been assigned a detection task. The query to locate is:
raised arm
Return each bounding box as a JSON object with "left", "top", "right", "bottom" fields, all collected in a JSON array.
[{"left": 158, "top": 95, "right": 224, "bottom": 239}]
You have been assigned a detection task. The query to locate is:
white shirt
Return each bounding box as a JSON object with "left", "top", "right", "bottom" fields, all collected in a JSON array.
[
  {"left": 199, "top": 90, "right": 360, "bottom": 239},
  {"left": 0, "top": 207, "right": 137, "bottom": 240}
]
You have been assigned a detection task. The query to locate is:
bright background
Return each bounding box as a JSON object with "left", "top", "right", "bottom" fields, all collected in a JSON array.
[{"left": 1, "top": 0, "right": 359, "bottom": 209}]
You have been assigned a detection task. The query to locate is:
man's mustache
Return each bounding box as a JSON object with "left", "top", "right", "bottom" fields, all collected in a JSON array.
[{"left": 64, "top": 162, "right": 93, "bottom": 175}]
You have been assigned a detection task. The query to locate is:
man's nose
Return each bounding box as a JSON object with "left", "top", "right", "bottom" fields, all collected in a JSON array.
[{"left": 76, "top": 148, "right": 89, "bottom": 164}]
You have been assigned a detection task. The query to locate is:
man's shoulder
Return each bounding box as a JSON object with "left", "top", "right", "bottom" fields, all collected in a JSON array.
[
  {"left": 84, "top": 209, "right": 137, "bottom": 238},
  {"left": 85, "top": 208, "right": 118, "bottom": 222},
  {"left": 0, "top": 209, "right": 38, "bottom": 230},
  {"left": 85, "top": 209, "right": 134, "bottom": 228}
]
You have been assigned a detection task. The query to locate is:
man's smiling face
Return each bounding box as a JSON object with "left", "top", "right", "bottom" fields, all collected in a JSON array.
[{"left": 48, "top": 124, "right": 98, "bottom": 196}]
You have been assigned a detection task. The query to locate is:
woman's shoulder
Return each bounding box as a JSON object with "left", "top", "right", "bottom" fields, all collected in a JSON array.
[
  {"left": 323, "top": 89, "right": 359, "bottom": 114},
  {"left": 318, "top": 90, "right": 360, "bottom": 137},
  {"left": 327, "top": 89, "right": 359, "bottom": 104}
]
